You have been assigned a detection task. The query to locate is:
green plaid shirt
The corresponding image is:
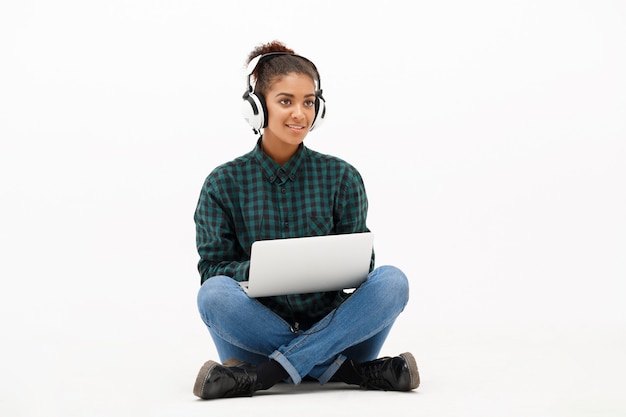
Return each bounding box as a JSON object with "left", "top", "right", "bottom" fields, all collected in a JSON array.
[{"left": 194, "top": 138, "right": 374, "bottom": 325}]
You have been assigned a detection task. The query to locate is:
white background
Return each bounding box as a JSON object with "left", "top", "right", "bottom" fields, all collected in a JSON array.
[{"left": 1, "top": 1, "right": 625, "bottom": 416}]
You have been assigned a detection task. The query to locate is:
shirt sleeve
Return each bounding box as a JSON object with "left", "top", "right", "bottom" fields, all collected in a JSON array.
[
  {"left": 194, "top": 175, "right": 250, "bottom": 284},
  {"left": 333, "top": 165, "right": 375, "bottom": 271},
  {"left": 333, "top": 165, "right": 369, "bottom": 234}
]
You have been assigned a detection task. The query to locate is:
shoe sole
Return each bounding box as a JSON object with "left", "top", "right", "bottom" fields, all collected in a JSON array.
[
  {"left": 193, "top": 360, "right": 220, "bottom": 399},
  {"left": 399, "top": 352, "right": 420, "bottom": 390}
]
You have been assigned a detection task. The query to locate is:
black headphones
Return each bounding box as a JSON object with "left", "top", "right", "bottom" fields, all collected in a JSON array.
[{"left": 241, "top": 52, "right": 326, "bottom": 134}]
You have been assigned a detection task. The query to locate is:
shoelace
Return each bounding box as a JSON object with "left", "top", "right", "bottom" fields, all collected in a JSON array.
[
  {"left": 228, "top": 368, "right": 258, "bottom": 396},
  {"left": 359, "top": 361, "right": 396, "bottom": 390}
]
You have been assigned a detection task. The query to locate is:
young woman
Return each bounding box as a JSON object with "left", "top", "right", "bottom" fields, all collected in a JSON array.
[{"left": 193, "top": 40, "right": 419, "bottom": 399}]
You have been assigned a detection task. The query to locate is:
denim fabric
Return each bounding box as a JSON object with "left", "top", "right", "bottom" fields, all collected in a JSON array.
[{"left": 197, "top": 265, "right": 409, "bottom": 385}]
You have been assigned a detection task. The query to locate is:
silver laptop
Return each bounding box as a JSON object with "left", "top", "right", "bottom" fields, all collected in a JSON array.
[{"left": 240, "top": 232, "right": 374, "bottom": 297}]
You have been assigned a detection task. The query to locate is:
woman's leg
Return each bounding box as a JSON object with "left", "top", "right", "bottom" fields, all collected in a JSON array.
[
  {"left": 197, "top": 266, "right": 409, "bottom": 385},
  {"left": 194, "top": 267, "right": 415, "bottom": 399},
  {"left": 197, "top": 275, "right": 295, "bottom": 362},
  {"left": 270, "top": 265, "right": 409, "bottom": 384},
  {"left": 207, "top": 328, "right": 270, "bottom": 365}
]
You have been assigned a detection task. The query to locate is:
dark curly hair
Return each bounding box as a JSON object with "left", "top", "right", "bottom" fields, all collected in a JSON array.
[{"left": 247, "top": 40, "right": 320, "bottom": 95}]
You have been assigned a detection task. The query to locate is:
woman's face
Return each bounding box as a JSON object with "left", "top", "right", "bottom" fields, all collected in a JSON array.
[{"left": 262, "top": 72, "right": 317, "bottom": 154}]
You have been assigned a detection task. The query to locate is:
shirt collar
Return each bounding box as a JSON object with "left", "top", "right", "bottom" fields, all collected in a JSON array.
[{"left": 253, "top": 137, "right": 306, "bottom": 184}]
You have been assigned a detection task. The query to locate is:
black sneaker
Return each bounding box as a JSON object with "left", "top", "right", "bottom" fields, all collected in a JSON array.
[
  {"left": 193, "top": 360, "right": 261, "bottom": 399},
  {"left": 356, "top": 352, "right": 420, "bottom": 391}
]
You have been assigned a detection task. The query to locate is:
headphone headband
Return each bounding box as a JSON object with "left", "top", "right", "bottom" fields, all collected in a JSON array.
[{"left": 245, "top": 52, "right": 323, "bottom": 93}]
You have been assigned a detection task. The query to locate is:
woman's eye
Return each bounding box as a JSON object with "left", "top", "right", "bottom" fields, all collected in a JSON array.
[
  {"left": 280, "top": 99, "right": 291, "bottom": 105},
  {"left": 304, "top": 100, "right": 315, "bottom": 107}
]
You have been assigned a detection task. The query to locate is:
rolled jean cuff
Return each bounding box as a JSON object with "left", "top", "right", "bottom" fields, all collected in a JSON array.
[
  {"left": 317, "top": 354, "right": 347, "bottom": 385},
  {"left": 270, "top": 351, "right": 302, "bottom": 385}
]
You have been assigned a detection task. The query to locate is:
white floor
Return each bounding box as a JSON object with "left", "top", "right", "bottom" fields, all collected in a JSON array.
[{"left": 3, "top": 316, "right": 624, "bottom": 417}]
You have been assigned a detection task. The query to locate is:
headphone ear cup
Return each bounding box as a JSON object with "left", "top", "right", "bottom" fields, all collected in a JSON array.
[
  {"left": 310, "top": 94, "right": 326, "bottom": 131},
  {"left": 241, "top": 91, "right": 268, "bottom": 131}
]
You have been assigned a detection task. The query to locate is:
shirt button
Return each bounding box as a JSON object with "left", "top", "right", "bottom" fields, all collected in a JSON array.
[
  {"left": 284, "top": 221, "right": 289, "bottom": 228},
  {"left": 281, "top": 188, "right": 286, "bottom": 194}
]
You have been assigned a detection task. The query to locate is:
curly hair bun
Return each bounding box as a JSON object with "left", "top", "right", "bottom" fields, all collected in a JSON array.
[{"left": 247, "top": 40, "right": 295, "bottom": 64}]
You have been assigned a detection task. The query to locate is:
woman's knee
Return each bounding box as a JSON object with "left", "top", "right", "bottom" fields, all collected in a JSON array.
[
  {"left": 371, "top": 265, "right": 408, "bottom": 288},
  {"left": 197, "top": 275, "right": 239, "bottom": 315},
  {"left": 368, "top": 265, "right": 410, "bottom": 303}
]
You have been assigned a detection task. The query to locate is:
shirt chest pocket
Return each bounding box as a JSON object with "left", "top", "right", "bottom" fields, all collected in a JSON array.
[{"left": 307, "top": 215, "right": 333, "bottom": 236}]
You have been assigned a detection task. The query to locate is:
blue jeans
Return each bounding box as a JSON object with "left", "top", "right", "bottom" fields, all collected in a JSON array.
[{"left": 196, "top": 265, "right": 409, "bottom": 385}]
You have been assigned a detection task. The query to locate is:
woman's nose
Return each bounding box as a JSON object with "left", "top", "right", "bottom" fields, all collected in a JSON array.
[{"left": 291, "top": 105, "right": 304, "bottom": 118}]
